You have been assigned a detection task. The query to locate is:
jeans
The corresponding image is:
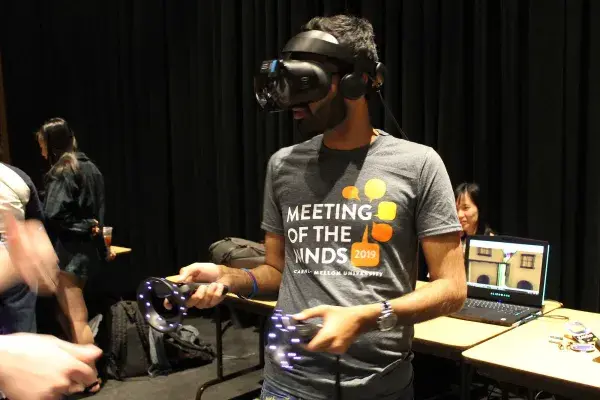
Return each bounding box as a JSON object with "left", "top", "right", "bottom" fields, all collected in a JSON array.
[
  {"left": 259, "top": 378, "right": 414, "bottom": 400},
  {"left": 0, "top": 283, "right": 37, "bottom": 334}
]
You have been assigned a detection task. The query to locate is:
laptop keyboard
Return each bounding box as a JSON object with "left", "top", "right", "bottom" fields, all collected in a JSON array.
[{"left": 464, "top": 298, "right": 533, "bottom": 316}]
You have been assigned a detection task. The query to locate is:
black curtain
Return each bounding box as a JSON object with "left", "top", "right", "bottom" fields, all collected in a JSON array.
[{"left": 1, "top": 0, "right": 599, "bottom": 311}]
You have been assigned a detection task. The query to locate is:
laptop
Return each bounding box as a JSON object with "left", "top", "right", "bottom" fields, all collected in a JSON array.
[{"left": 450, "top": 235, "right": 550, "bottom": 327}]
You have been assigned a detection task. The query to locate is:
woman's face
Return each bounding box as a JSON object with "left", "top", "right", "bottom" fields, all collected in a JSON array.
[
  {"left": 456, "top": 193, "right": 479, "bottom": 235},
  {"left": 37, "top": 135, "right": 48, "bottom": 159}
]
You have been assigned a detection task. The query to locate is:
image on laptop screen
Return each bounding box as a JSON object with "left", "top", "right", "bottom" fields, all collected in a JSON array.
[{"left": 466, "top": 238, "right": 547, "bottom": 296}]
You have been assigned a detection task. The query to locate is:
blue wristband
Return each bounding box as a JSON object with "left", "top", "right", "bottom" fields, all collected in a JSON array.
[{"left": 241, "top": 268, "right": 258, "bottom": 299}]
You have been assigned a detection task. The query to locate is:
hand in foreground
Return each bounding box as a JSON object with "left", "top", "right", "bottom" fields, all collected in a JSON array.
[
  {"left": 3, "top": 212, "right": 59, "bottom": 295},
  {"left": 164, "top": 263, "right": 227, "bottom": 310},
  {"left": 0, "top": 333, "right": 102, "bottom": 400},
  {"left": 293, "top": 305, "right": 367, "bottom": 355}
]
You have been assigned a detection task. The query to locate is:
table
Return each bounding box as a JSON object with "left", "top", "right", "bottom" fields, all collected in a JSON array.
[
  {"left": 195, "top": 293, "right": 275, "bottom": 400},
  {"left": 414, "top": 282, "right": 561, "bottom": 353},
  {"left": 111, "top": 245, "right": 131, "bottom": 255},
  {"left": 463, "top": 308, "right": 600, "bottom": 400},
  {"left": 413, "top": 280, "right": 512, "bottom": 355},
  {"left": 412, "top": 280, "right": 561, "bottom": 399},
  {"left": 413, "top": 281, "right": 562, "bottom": 353},
  {"left": 414, "top": 293, "right": 561, "bottom": 400}
]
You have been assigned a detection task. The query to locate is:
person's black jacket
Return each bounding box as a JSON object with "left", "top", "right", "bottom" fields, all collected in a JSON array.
[{"left": 43, "top": 152, "right": 107, "bottom": 262}]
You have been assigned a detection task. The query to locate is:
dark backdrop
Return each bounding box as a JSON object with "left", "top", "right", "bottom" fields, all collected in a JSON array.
[{"left": 0, "top": 0, "right": 599, "bottom": 311}]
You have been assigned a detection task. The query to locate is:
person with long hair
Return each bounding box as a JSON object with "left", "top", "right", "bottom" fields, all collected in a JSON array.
[
  {"left": 36, "top": 117, "right": 114, "bottom": 394},
  {"left": 454, "top": 182, "right": 495, "bottom": 241}
]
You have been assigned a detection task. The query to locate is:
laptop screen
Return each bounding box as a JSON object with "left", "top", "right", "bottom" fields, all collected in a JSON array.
[{"left": 465, "top": 235, "right": 549, "bottom": 307}]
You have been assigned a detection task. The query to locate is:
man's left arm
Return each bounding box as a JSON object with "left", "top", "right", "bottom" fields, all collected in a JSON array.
[
  {"left": 376, "top": 147, "right": 467, "bottom": 323},
  {"left": 355, "top": 231, "right": 466, "bottom": 327}
]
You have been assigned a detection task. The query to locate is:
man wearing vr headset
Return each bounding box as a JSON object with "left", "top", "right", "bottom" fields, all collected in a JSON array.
[{"left": 175, "top": 15, "right": 466, "bottom": 400}]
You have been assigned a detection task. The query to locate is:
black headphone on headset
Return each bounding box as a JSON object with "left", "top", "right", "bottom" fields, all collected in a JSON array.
[{"left": 337, "top": 50, "right": 387, "bottom": 100}]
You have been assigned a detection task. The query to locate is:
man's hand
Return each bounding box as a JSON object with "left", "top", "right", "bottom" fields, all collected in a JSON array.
[
  {"left": 293, "top": 305, "right": 368, "bottom": 355},
  {"left": 0, "top": 333, "right": 102, "bottom": 400},
  {"left": 164, "top": 263, "right": 228, "bottom": 309},
  {"left": 3, "top": 212, "right": 58, "bottom": 295}
]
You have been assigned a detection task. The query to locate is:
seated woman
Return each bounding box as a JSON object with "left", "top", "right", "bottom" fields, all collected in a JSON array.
[
  {"left": 454, "top": 182, "right": 494, "bottom": 243},
  {"left": 422, "top": 182, "right": 494, "bottom": 281}
]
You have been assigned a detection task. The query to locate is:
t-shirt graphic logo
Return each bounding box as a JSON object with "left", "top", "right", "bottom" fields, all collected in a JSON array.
[{"left": 343, "top": 179, "right": 396, "bottom": 268}]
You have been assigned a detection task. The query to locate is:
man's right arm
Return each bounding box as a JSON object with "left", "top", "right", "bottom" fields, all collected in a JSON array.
[
  {"left": 222, "top": 151, "right": 286, "bottom": 296},
  {"left": 181, "top": 152, "right": 286, "bottom": 309},
  {"left": 177, "top": 231, "right": 285, "bottom": 309},
  {"left": 218, "top": 231, "right": 285, "bottom": 296}
]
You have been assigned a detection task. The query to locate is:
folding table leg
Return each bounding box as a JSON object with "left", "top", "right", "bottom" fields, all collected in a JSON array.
[
  {"left": 460, "top": 361, "right": 472, "bottom": 400},
  {"left": 196, "top": 305, "right": 224, "bottom": 399},
  {"left": 195, "top": 306, "right": 266, "bottom": 400}
]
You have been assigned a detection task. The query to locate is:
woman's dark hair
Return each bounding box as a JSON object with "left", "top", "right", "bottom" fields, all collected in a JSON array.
[
  {"left": 455, "top": 182, "right": 494, "bottom": 235},
  {"left": 36, "top": 117, "right": 79, "bottom": 177}
]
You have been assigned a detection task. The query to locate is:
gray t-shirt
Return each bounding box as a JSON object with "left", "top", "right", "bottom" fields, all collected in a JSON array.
[{"left": 261, "top": 131, "right": 461, "bottom": 400}]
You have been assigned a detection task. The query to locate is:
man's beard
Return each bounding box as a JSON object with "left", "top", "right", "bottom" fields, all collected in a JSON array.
[{"left": 294, "top": 92, "right": 347, "bottom": 142}]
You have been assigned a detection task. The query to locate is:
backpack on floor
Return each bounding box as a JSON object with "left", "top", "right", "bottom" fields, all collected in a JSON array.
[
  {"left": 105, "top": 301, "right": 151, "bottom": 380},
  {"left": 148, "top": 324, "right": 216, "bottom": 376},
  {"left": 104, "top": 300, "right": 217, "bottom": 380},
  {"left": 208, "top": 237, "right": 265, "bottom": 269}
]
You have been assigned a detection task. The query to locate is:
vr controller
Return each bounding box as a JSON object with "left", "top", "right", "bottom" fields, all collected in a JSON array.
[
  {"left": 136, "top": 277, "right": 229, "bottom": 333},
  {"left": 294, "top": 319, "right": 322, "bottom": 341},
  {"left": 137, "top": 278, "right": 325, "bottom": 371},
  {"left": 267, "top": 310, "right": 322, "bottom": 370}
]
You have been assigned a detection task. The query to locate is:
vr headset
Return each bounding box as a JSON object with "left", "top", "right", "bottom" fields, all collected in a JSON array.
[{"left": 254, "top": 30, "right": 386, "bottom": 112}]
